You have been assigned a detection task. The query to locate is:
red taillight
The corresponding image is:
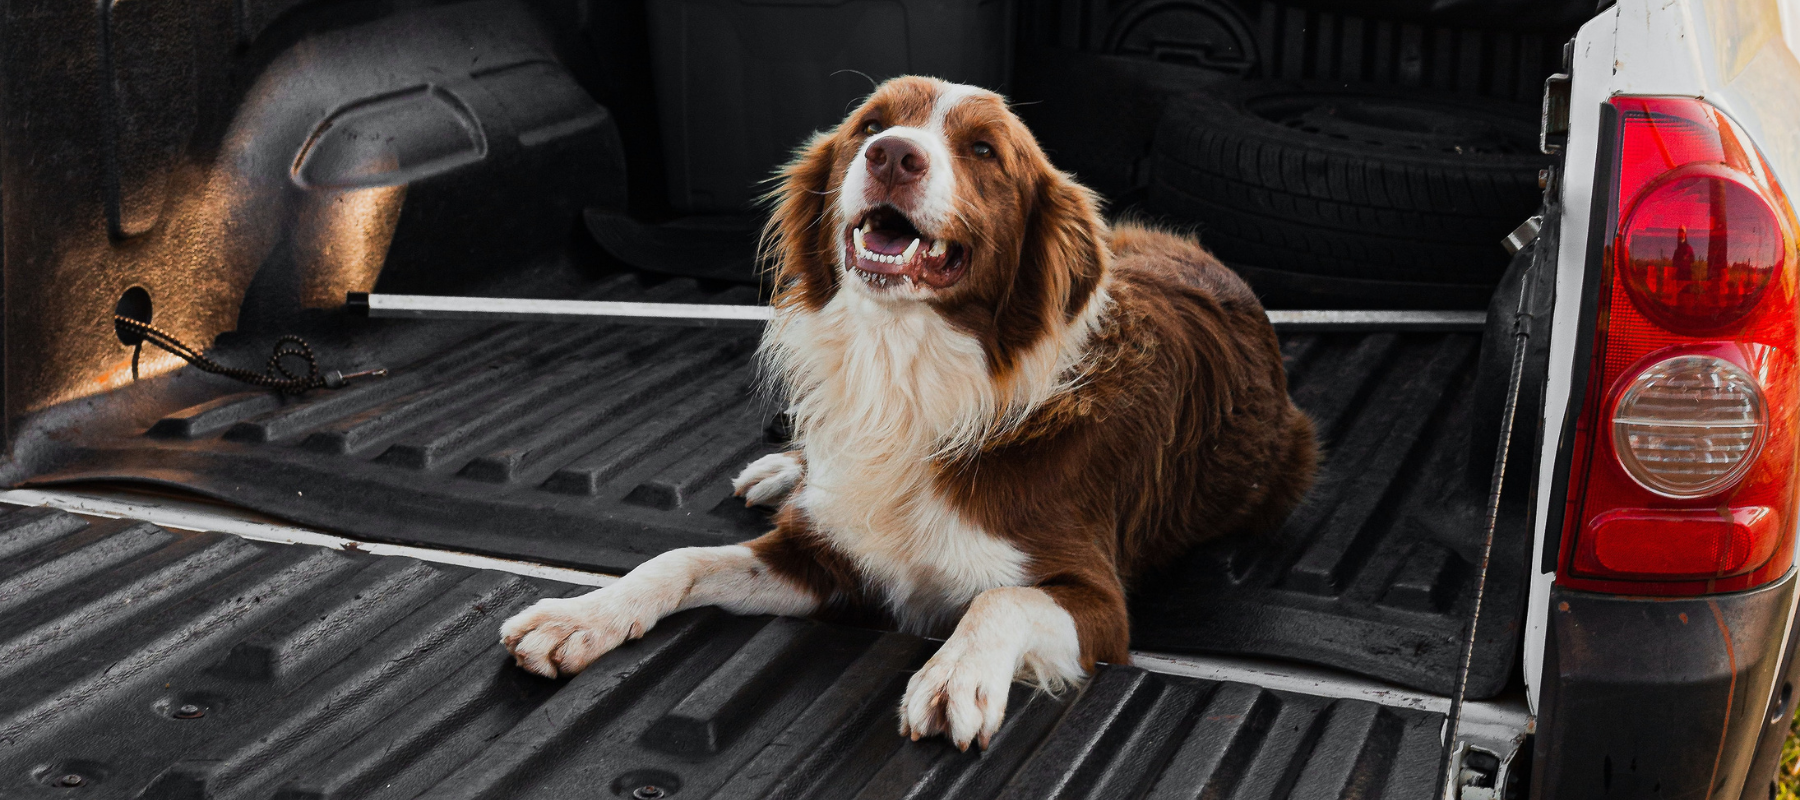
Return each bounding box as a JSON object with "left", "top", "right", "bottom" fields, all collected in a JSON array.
[
  {"left": 1559, "top": 97, "right": 1800, "bottom": 595},
  {"left": 1619, "top": 166, "right": 1785, "bottom": 332}
]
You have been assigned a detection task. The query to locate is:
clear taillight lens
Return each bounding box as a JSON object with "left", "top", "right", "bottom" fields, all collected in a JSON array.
[{"left": 1611, "top": 354, "right": 1765, "bottom": 498}]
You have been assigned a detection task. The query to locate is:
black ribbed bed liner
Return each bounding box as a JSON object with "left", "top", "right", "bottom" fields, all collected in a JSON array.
[
  {"left": 27, "top": 271, "right": 1524, "bottom": 697},
  {"left": 0, "top": 506, "right": 1444, "bottom": 799},
  {"left": 1131, "top": 329, "right": 1530, "bottom": 698}
]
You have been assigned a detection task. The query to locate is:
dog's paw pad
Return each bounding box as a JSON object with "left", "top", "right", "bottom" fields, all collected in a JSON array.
[
  {"left": 899, "top": 645, "right": 1013, "bottom": 750},
  {"left": 500, "top": 595, "right": 635, "bottom": 678},
  {"left": 732, "top": 452, "right": 804, "bottom": 506}
]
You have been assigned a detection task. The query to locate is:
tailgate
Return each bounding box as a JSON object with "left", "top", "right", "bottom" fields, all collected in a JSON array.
[{"left": 0, "top": 504, "right": 1451, "bottom": 799}]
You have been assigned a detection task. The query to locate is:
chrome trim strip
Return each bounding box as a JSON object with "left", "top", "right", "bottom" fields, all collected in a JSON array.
[
  {"left": 352, "top": 294, "right": 1488, "bottom": 331},
  {"left": 0, "top": 487, "right": 617, "bottom": 588},
  {"left": 358, "top": 293, "right": 774, "bottom": 328},
  {"left": 1130, "top": 650, "right": 1531, "bottom": 727},
  {"left": 1263, "top": 309, "right": 1488, "bottom": 331}
]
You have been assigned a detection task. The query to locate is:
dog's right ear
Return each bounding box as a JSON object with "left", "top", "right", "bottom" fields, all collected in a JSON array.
[{"left": 762, "top": 132, "right": 842, "bottom": 312}]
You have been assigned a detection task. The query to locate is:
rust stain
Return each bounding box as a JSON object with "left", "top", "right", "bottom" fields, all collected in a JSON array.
[
  {"left": 1558, "top": 601, "right": 1570, "bottom": 612},
  {"left": 1679, "top": 612, "right": 1689, "bottom": 624},
  {"left": 1705, "top": 598, "right": 1736, "bottom": 794},
  {"left": 91, "top": 359, "right": 134, "bottom": 388}
]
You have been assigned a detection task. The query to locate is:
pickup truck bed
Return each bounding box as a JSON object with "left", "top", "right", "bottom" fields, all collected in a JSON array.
[
  {"left": 0, "top": 505, "right": 1451, "bottom": 799},
  {"left": 24, "top": 268, "right": 1528, "bottom": 699}
]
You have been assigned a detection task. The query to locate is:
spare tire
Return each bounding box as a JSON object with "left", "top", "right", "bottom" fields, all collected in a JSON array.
[{"left": 1148, "top": 81, "right": 1549, "bottom": 309}]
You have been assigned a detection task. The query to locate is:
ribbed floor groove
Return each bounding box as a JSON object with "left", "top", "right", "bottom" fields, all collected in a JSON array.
[
  {"left": 28, "top": 271, "right": 1525, "bottom": 698},
  {"left": 0, "top": 508, "right": 1447, "bottom": 799}
]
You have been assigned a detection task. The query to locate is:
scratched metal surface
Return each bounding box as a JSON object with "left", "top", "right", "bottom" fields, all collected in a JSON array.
[{"left": 0, "top": 506, "right": 1445, "bottom": 799}]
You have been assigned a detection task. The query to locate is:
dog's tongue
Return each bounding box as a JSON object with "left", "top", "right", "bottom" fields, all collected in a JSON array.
[{"left": 862, "top": 228, "right": 914, "bottom": 255}]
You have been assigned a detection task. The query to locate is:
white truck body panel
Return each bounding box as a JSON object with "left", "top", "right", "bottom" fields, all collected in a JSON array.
[{"left": 1524, "top": 0, "right": 1800, "bottom": 713}]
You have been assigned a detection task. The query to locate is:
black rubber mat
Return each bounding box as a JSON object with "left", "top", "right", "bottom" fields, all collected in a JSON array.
[
  {"left": 1130, "top": 330, "right": 1530, "bottom": 698},
  {"left": 0, "top": 506, "right": 1445, "bottom": 799},
  {"left": 28, "top": 272, "right": 1524, "bottom": 697},
  {"left": 38, "top": 273, "right": 781, "bottom": 573}
]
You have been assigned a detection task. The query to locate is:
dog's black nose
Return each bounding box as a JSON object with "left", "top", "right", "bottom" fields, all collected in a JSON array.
[{"left": 866, "top": 137, "right": 928, "bottom": 186}]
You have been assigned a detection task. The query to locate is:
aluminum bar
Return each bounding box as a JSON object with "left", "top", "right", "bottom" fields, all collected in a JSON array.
[
  {"left": 349, "top": 293, "right": 1487, "bottom": 331},
  {"left": 347, "top": 292, "right": 774, "bottom": 328}
]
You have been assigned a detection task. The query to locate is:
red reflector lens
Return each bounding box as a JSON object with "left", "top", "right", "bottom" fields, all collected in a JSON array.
[
  {"left": 1619, "top": 166, "right": 1785, "bottom": 332},
  {"left": 1584, "top": 506, "right": 1777, "bottom": 579}
]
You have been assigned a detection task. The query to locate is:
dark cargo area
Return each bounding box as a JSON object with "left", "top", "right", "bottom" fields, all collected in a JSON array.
[
  {"left": 0, "top": 507, "right": 1449, "bottom": 799},
  {"left": 21, "top": 260, "right": 1530, "bottom": 697},
  {"left": 646, "top": 0, "right": 1014, "bottom": 213},
  {"left": 0, "top": 0, "right": 1572, "bottom": 784},
  {"left": 1011, "top": 1, "right": 1563, "bottom": 307}
]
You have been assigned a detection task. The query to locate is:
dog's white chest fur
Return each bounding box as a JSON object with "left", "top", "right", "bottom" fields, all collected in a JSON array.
[
  {"left": 802, "top": 479, "right": 1026, "bottom": 634},
  {"left": 768, "top": 291, "right": 1031, "bottom": 633}
]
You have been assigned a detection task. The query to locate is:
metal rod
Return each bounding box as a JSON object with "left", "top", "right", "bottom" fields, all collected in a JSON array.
[
  {"left": 1439, "top": 276, "right": 1536, "bottom": 800},
  {"left": 1264, "top": 309, "right": 1487, "bottom": 331},
  {"left": 346, "top": 293, "right": 773, "bottom": 328},
  {"left": 347, "top": 293, "right": 1488, "bottom": 331}
]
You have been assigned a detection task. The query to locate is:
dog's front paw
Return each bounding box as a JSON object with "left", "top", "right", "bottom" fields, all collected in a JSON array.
[
  {"left": 732, "top": 452, "right": 804, "bottom": 507},
  {"left": 500, "top": 593, "right": 645, "bottom": 678},
  {"left": 898, "top": 639, "right": 1016, "bottom": 750}
]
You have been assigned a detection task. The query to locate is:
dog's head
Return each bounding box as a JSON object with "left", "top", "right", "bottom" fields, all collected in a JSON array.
[{"left": 764, "top": 76, "right": 1108, "bottom": 372}]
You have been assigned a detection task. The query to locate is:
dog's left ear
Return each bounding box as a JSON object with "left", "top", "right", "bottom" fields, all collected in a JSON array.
[
  {"left": 1023, "top": 169, "right": 1108, "bottom": 322},
  {"left": 983, "top": 166, "right": 1107, "bottom": 376},
  {"left": 761, "top": 132, "right": 841, "bottom": 311}
]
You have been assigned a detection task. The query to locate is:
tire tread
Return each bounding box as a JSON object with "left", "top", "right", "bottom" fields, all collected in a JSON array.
[{"left": 1148, "top": 83, "right": 1546, "bottom": 295}]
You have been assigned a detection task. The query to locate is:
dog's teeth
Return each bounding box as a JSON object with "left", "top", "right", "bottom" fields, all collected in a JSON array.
[
  {"left": 902, "top": 238, "right": 920, "bottom": 263},
  {"left": 929, "top": 239, "right": 947, "bottom": 257}
]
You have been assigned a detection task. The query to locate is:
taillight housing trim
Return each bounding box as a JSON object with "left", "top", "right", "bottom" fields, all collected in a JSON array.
[{"left": 1554, "top": 96, "right": 1800, "bottom": 596}]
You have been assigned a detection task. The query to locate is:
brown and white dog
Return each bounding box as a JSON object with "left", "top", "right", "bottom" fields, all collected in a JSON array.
[{"left": 501, "top": 76, "right": 1317, "bottom": 750}]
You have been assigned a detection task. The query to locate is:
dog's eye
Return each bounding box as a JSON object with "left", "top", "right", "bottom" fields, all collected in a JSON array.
[
  {"left": 971, "top": 141, "right": 995, "bottom": 158},
  {"left": 862, "top": 120, "right": 883, "bottom": 135}
]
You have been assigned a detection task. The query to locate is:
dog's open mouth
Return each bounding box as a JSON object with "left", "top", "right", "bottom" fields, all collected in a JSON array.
[{"left": 844, "top": 207, "right": 967, "bottom": 290}]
